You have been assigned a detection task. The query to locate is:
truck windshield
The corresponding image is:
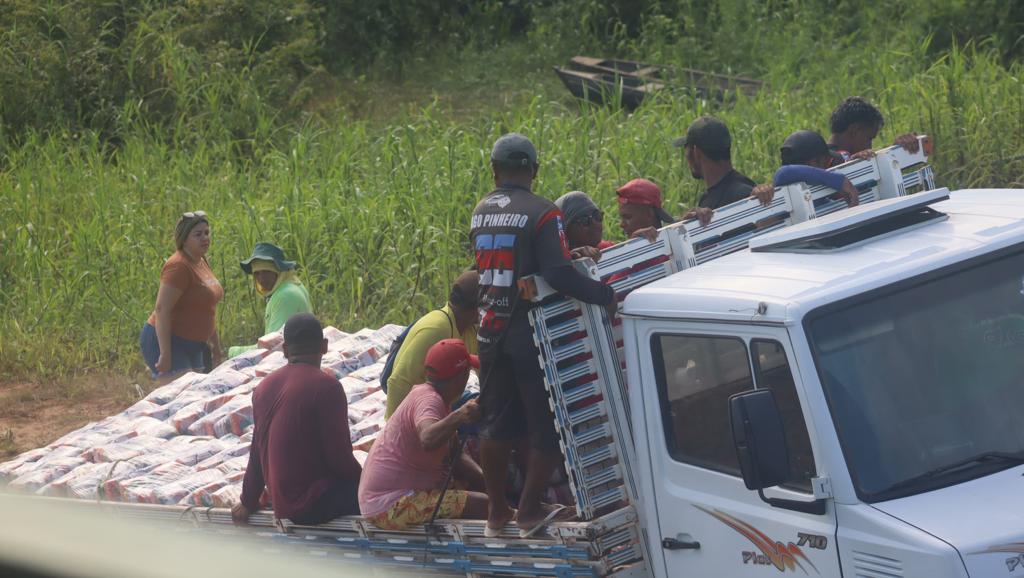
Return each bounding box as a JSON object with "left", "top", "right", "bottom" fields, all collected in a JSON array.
[{"left": 808, "top": 247, "right": 1024, "bottom": 502}]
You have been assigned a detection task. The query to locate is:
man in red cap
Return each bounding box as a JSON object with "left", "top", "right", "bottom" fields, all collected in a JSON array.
[
  {"left": 358, "top": 339, "right": 488, "bottom": 530},
  {"left": 615, "top": 178, "right": 675, "bottom": 239}
]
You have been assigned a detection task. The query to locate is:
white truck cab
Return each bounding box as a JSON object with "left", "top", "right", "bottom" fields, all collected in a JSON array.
[{"left": 623, "top": 189, "right": 1024, "bottom": 577}]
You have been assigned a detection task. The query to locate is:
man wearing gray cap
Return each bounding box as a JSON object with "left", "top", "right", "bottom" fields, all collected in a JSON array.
[
  {"left": 673, "top": 116, "right": 757, "bottom": 226},
  {"left": 471, "top": 133, "right": 616, "bottom": 537},
  {"left": 554, "top": 190, "right": 613, "bottom": 259}
]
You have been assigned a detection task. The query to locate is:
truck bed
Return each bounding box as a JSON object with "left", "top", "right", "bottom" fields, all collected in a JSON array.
[{"left": 38, "top": 497, "right": 648, "bottom": 577}]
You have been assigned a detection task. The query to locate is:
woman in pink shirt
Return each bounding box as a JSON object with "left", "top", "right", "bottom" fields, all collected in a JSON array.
[{"left": 358, "top": 339, "right": 488, "bottom": 529}]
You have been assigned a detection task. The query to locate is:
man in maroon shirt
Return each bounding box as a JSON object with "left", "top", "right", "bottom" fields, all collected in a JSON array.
[{"left": 232, "top": 313, "right": 361, "bottom": 525}]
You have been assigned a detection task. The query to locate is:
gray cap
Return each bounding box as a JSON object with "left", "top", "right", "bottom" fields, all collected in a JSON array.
[
  {"left": 491, "top": 133, "right": 538, "bottom": 168},
  {"left": 555, "top": 191, "right": 599, "bottom": 226}
]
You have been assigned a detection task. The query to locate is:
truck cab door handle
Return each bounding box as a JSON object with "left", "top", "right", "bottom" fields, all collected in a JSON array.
[{"left": 662, "top": 537, "right": 701, "bottom": 550}]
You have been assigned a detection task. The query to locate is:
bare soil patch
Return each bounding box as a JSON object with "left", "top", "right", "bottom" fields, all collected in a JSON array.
[{"left": 0, "top": 373, "right": 141, "bottom": 459}]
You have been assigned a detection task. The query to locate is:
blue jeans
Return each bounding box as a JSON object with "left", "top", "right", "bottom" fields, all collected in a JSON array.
[{"left": 139, "top": 323, "right": 208, "bottom": 379}]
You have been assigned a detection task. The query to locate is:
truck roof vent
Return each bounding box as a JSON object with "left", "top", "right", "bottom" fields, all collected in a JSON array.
[{"left": 749, "top": 188, "right": 949, "bottom": 253}]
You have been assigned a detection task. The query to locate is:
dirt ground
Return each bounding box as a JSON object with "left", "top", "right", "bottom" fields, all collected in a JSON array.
[{"left": 0, "top": 373, "right": 140, "bottom": 459}]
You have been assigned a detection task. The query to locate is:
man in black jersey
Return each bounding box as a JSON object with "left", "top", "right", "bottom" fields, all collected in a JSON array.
[{"left": 471, "top": 133, "right": 616, "bottom": 538}]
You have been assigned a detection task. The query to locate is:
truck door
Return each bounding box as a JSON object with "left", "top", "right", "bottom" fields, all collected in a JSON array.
[{"left": 631, "top": 321, "right": 840, "bottom": 577}]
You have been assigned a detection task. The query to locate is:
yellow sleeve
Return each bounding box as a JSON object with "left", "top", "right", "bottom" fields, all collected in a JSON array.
[{"left": 384, "top": 312, "right": 453, "bottom": 419}]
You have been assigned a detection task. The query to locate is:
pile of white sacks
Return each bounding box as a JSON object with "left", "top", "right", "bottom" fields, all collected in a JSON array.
[{"left": 0, "top": 324, "right": 478, "bottom": 510}]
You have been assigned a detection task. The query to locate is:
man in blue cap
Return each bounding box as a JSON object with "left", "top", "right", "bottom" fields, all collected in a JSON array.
[{"left": 470, "top": 133, "right": 616, "bottom": 538}]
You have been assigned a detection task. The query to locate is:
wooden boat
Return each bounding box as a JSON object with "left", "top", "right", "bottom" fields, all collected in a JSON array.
[
  {"left": 553, "top": 67, "right": 665, "bottom": 110},
  {"left": 557, "top": 56, "right": 764, "bottom": 107}
]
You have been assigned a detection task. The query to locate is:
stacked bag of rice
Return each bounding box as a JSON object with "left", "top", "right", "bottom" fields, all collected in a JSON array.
[{"left": 0, "top": 324, "right": 407, "bottom": 510}]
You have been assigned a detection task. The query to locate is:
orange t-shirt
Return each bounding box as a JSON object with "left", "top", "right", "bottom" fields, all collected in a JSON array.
[{"left": 147, "top": 251, "right": 224, "bottom": 342}]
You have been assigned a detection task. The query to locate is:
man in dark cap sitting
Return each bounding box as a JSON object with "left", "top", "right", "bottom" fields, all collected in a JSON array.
[
  {"left": 233, "top": 313, "right": 362, "bottom": 526},
  {"left": 673, "top": 116, "right": 758, "bottom": 226},
  {"left": 749, "top": 130, "right": 859, "bottom": 207}
]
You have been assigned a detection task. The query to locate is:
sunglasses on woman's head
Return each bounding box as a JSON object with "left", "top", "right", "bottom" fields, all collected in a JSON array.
[
  {"left": 182, "top": 210, "right": 207, "bottom": 220},
  {"left": 575, "top": 210, "right": 603, "bottom": 227}
]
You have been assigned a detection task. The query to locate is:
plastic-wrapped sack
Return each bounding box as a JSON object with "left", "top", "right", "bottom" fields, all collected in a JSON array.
[
  {"left": 347, "top": 362, "right": 386, "bottom": 382},
  {"left": 253, "top": 351, "right": 286, "bottom": 377},
  {"left": 88, "top": 436, "right": 166, "bottom": 463},
  {"left": 186, "top": 368, "right": 251, "bottom": 397},
  {"left": 203, "top": 381, "right": 258, "bottom": 413},
  {"left": 36, "top": 462, "right": 108, "bottom": 497},
  {"left": 321, "top": 351, "right": 364, "bottom": 378},
  {"left": 374, "top": 324, "right": 405, "bottom": 344},
  {"left": 340, "top": 377, "right": 373, "bottom": 403},
  {"left": 9, "top": 457, "right": 86, "bottom": 492},
  {"left": 211, "top": 483, "right": 242, "bottom": 508},
  {"left": 127, "top": 416, "right": 178, "bottom": 440},
  {"left": 143, "top": 372, "right": 204, "bottom": 405},
  {"left": 221, "top": 347, "right": 268, "bottom": 372},
  {"left": 322, "top": 326, "right": 350, "bottom": 345},
  {"left": 188, "top": 395, "right": 252, "bottom": 438},
  {"left": 122, "top": 399, "right": 162, "bottom": 418},
  {"left": 171, "top": 437, "right": 230, "bottom": 467},
  {"left": 155, "top": 468, "right": 224, "bottom": 505},
  {"left": 217, "top": 455, "right": 250, "bottom": 474},
  {"left": 119, "top": 461, "right": 195, "bottom": 504},
  {"left": 0, "top": 447, "right": 50, "bottom": 482},
  {"left": 350, "top": 410, "right": 385, "bottom": 441},
  {"left": 180, "top": 470, "right": 243, "bottom": 507},
  {"left": 196, "top": 442, "right": 251, "bottom": 471},
  {"left": 257, "top": 330, "right": 284, "bottom": 350},
  {"left": 348, "top": 390, "right": 386, "bottom": 423},
  {"left": 169, "top": 400, "right": 207, "bottom": 434}
]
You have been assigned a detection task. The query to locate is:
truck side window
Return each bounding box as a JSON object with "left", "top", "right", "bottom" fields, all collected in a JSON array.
[
  {"left": 751, "top": 340, "right": 817, "bottom": 493},
  {"left": 652, "top": 334, "right": 753, "bottom": 475}
]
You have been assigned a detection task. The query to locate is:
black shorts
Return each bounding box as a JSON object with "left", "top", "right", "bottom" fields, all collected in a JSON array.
[{"left": 477, "top": 324, "right": 560, "bottom": 451}]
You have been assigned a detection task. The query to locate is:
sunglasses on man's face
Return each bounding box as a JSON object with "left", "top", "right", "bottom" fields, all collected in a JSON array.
[
  {"left": 182, "top": 210, "right": 207, "bottom": 220},
  {"left": 575, "top": 211, "right": 604, "bottom": 227}
]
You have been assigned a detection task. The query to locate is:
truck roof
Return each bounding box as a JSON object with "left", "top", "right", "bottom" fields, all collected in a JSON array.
[{"left": 623, "top": 189, "right": 1024, "bottom": 324}]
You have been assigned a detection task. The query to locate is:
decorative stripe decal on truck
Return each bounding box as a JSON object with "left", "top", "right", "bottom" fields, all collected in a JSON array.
[{"left": 695, "top": 505, "right": 819, "bottom": 574}]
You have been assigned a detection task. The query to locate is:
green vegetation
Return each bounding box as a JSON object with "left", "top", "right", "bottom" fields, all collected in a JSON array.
[{"left": 1, "top": 0, "right": 1022, "bottom": 379}]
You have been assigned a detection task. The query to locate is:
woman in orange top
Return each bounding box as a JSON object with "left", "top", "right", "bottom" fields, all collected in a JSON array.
[{"left": 139, "top": 211, "right": 225, "bottom": 381}]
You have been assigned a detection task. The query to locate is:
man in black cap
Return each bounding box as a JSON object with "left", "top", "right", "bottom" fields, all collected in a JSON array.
[
  {"left": 673, "top": 116, "right": 758, "bottom": 226},
  {"left": 233, "top": 313, "right": 362, "bottom": 526},
  {"left": 750, "top": 130, "right": 859, "bottom": 207},
  {"left": 471, "top": 133, "right": 616, "bottom": 538}
]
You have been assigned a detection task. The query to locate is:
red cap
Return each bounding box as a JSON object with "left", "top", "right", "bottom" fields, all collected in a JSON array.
[
  {"left": 425, "top": 339, "right": 480, "bottom": 380},
  {"left": 616, "top": 178, "right": 674, "bottom": 224},
  {"left": 616, "top": 178, "right": 663, "bottom": 208}
]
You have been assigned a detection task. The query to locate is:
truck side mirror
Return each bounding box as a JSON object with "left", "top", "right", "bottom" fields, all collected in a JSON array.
[{"left": 730, "top": 389, "right": 827, "bottom": 515}]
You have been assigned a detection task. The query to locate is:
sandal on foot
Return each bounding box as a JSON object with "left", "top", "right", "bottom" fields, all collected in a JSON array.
[{"left": 518, "top": 505, "right": 569, "bottom": 539}]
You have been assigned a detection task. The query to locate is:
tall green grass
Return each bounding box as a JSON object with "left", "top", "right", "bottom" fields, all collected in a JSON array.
[{"left": 0, "top": 40, "right": 1021, "bottom": 379}]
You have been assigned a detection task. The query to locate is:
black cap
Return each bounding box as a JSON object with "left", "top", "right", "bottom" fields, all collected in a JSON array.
[
  {"left": 780, "top": 130, "right": 843, "bottom": 166},
  {"left": 283, "top": 313, "right": 323, "bottom": 348},
  {"left": 491, "top": 133, "right": 538, "bottom": 168},
  {"left": 673, "top": 116, "right": 731, "bottom": 153}
]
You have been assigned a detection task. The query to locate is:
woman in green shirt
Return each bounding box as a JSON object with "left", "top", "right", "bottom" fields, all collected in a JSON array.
[{"left": 228, "top": 243, "right": 313, "bottom": 357}]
